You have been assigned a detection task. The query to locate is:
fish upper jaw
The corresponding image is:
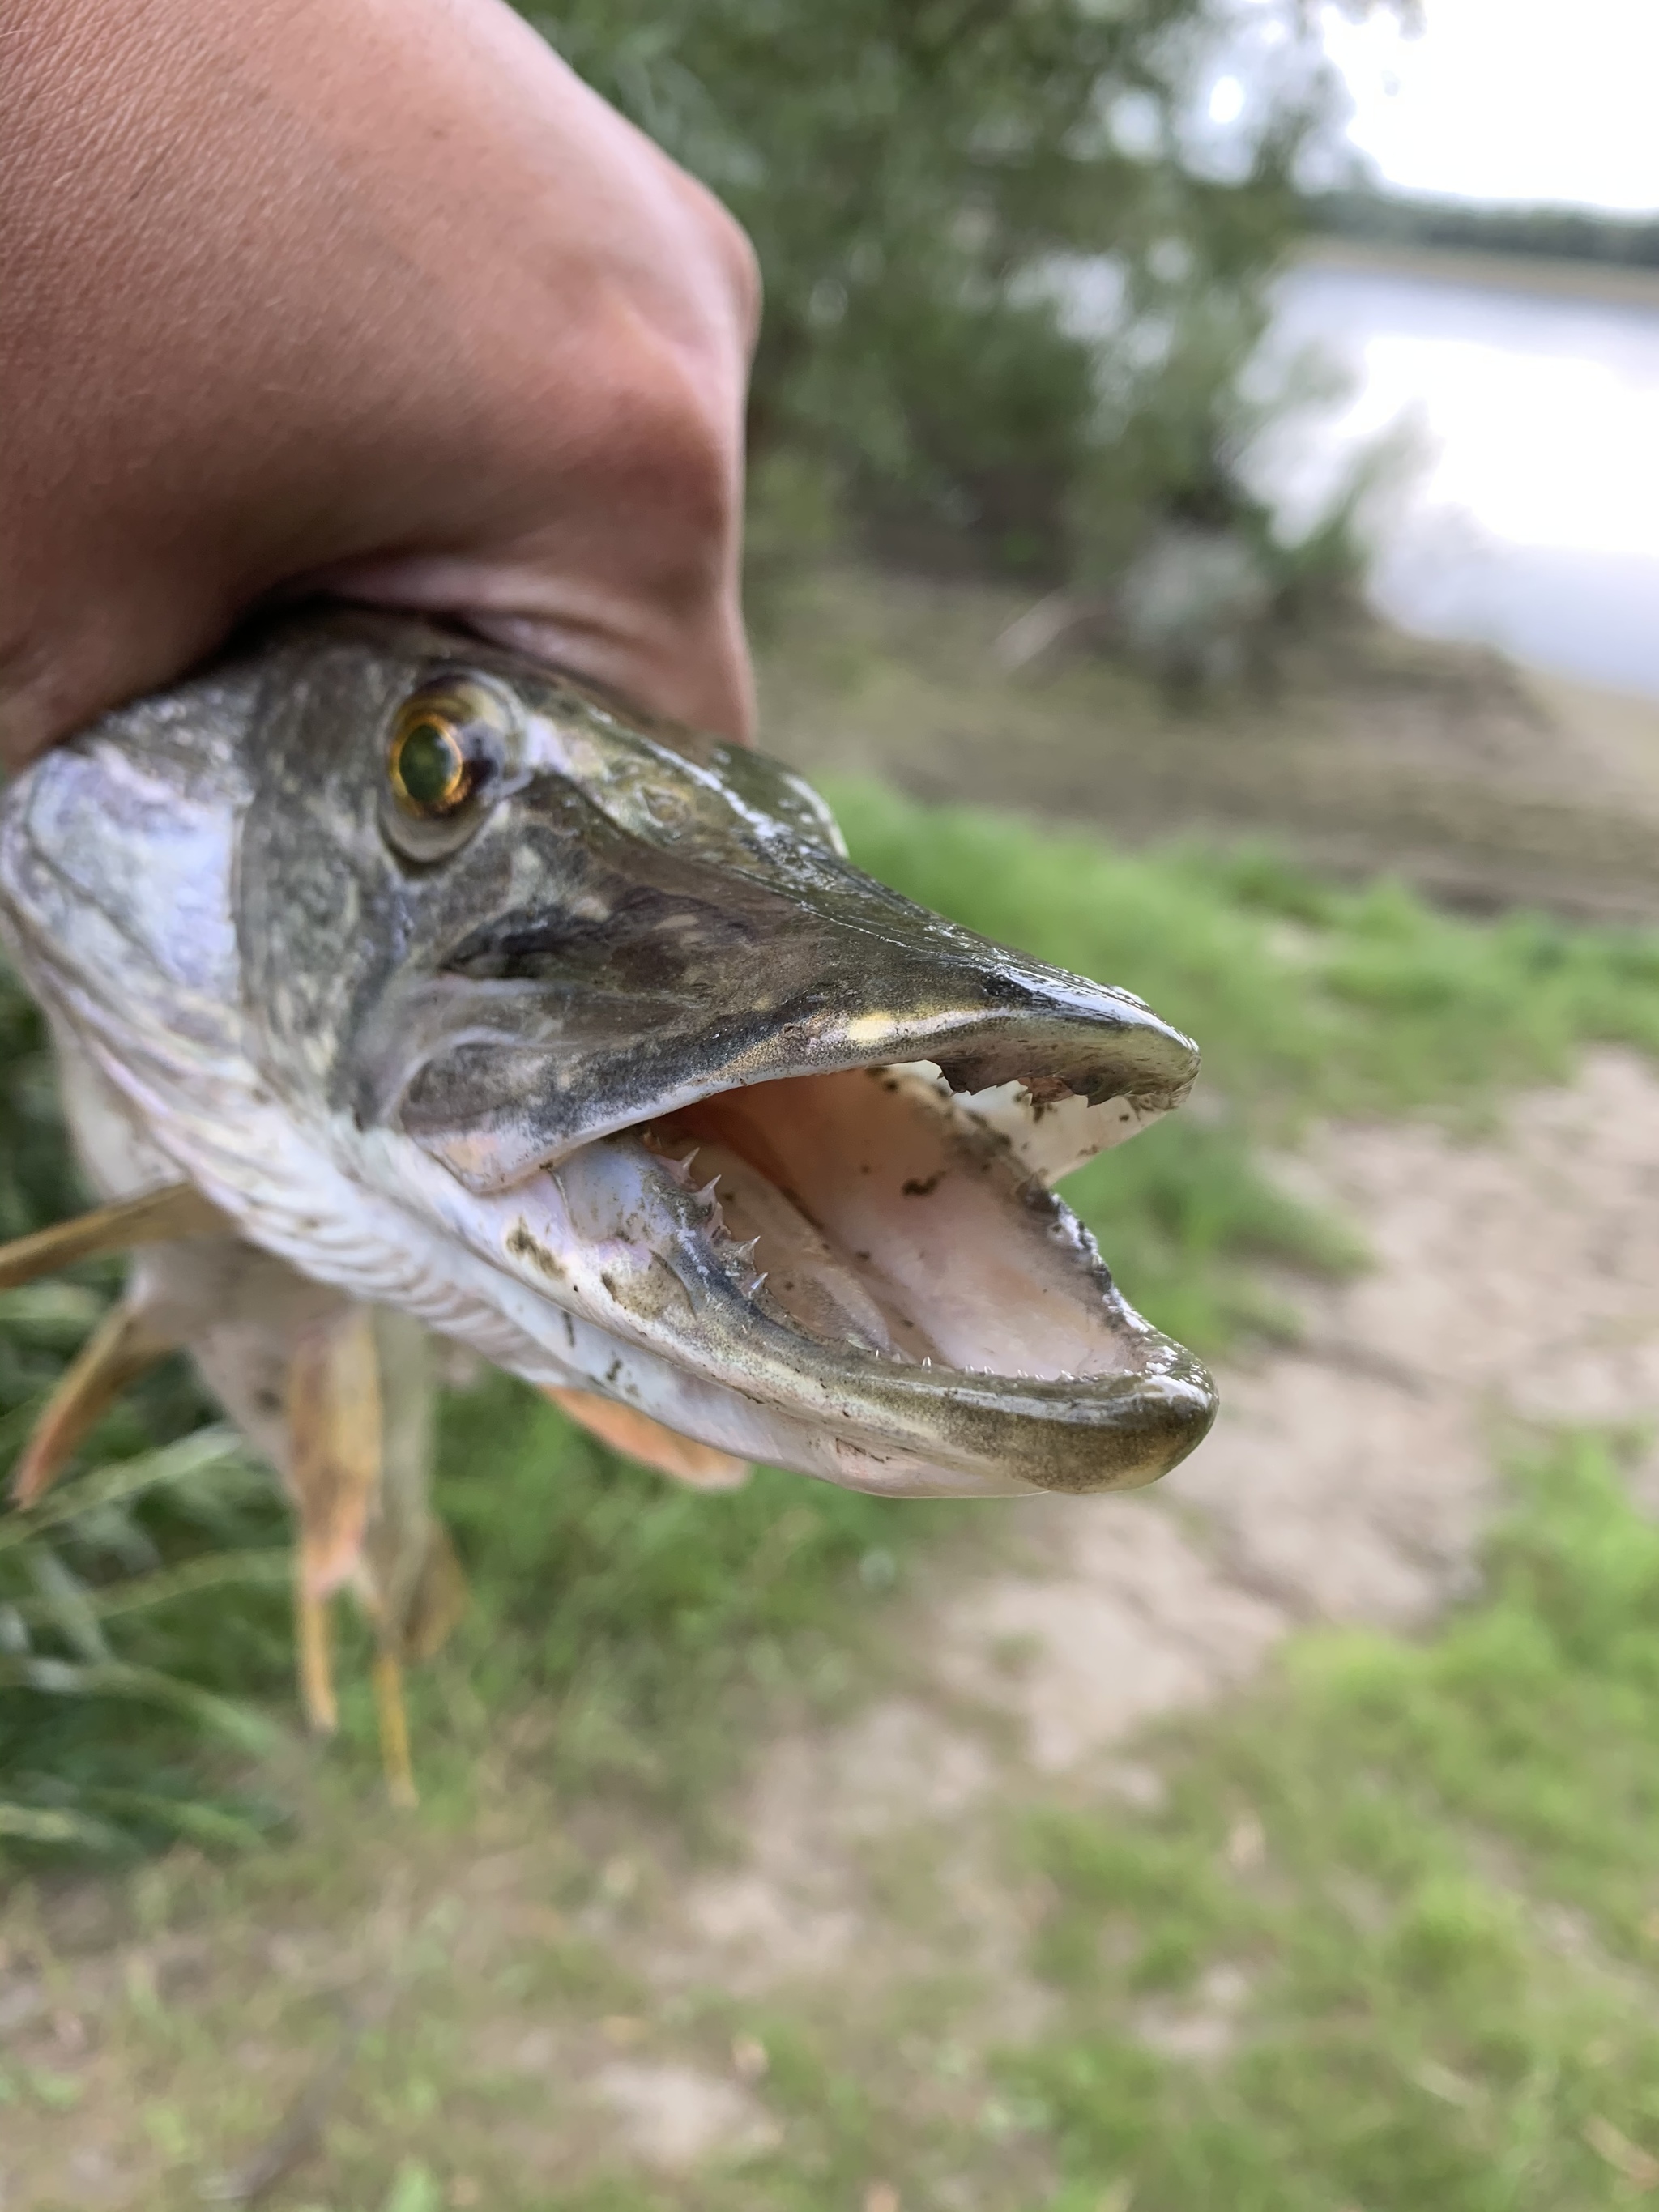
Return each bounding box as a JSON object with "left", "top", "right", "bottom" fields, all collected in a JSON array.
[{"left": 343, "top": 799, "right": 1200, "bottom": 1195}]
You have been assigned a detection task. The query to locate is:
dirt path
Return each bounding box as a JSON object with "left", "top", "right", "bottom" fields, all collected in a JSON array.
[{"left": 10, "top": 1053, "right": 1659, "bottom": 2206}]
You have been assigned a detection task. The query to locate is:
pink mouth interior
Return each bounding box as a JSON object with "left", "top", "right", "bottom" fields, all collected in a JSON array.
[{"left": 646, "top": 1065, "right": 1145, "bottom": 1385}]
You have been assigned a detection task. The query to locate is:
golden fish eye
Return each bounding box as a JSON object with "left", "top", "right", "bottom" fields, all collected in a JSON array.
[
  {"left": 388, "top": 706, "right": 471, "bottom": 817},
  {"left": 380, "top": 672, "right": 521, "bottom": 861}
]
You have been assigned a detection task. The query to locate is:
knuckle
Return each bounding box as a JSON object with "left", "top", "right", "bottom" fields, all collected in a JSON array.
[
  {"left": 604, "top": 343, "right": 740, "bottom": 547},
  {"left": 672, "top": 170, "right": 761, "bottom": 335},
  {"left": 707, "top": 204, "right": 762, "bottom": 335}
]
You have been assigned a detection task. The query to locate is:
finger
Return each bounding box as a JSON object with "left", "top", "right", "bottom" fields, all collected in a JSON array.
[{"left": 320, "top": 551, "right": 756, "bottom": 744}]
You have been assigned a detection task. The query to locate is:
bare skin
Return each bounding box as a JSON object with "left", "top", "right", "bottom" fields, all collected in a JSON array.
[{"left": 0, "top": 0, "right": 760, "bottom": 769}]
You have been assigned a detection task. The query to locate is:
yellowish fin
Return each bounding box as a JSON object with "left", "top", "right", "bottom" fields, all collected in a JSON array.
[
  {"left": 0, "top": 1183, "right": 224, "bottom": 1291},
  {"left": 11, "top": 1299, "right": 172, "bottom": 1507},
  {"left": 544, "top": 1385, "right": 752, "bottom": 1492},
  {"left": 284, "top": 1306, "right": 383, "bottom": 1601}
]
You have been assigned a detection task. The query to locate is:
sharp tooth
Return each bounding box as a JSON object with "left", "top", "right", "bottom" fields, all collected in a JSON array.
[
  {"left": 729, "top": 1237, "right": 760, "bottom": 1265},
  {"left": 695, "top": 1176, "right": 721, "bottom": 1206}
]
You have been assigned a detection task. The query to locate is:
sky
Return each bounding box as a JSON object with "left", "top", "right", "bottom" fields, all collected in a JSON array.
[{"left": 1319, "top": 0, "right": 1659, "bottom": 212}]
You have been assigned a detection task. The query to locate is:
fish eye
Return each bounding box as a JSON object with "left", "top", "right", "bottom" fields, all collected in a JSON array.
[
  {"left": 389, "top": 709, "right": 470, "bottom": 817},
  {"left": 380, "top": 675, "right": 521, "bottom": 860}
]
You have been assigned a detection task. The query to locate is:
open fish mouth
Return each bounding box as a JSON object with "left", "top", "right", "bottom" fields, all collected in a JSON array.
[
  {"left": 475, "top": 1052, "right": 1216, "bottom": 1498},
  {"left": 0, "top": 610, "right": 1218, "bottom": 1501}
]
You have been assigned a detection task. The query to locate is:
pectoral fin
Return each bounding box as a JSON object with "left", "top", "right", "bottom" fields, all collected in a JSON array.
[
  {"left": 284, "top": 1306, "right": 384, "bottom": 1602},
  {"left": 0, "top": 1183, "right": 224, "bottom": 1291},
  {"left": 11, "top": 1298, "right": 174, "bottom": 1507},
  {"left": 283, "top": 1307, "right": 382, "bottom": 1741},
  {"left": 544, "top": 1386, "right": 752, "bottom": 1492},
  {"left": 281, "top": 1306, "right": 462, "bottom": 1804}
]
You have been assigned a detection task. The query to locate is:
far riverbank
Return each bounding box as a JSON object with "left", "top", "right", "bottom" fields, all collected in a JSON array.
[
  {"left": 760, "top": 564, "right": 1659, "bottom": 925},
  {"left": 1294, "top": 233, "right": 1659, "bottom": 313}
]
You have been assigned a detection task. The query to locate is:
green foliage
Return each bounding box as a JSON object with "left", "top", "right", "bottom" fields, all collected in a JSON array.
[
  {"left": 1009, "top": 1430, "right": 1659, "bottom": 2210},
  {"left": 0, "top": 940, "right": 83, "bottom": 1247},
  {"left": 0, "top": 1429, "right": 292, "bottom": 1858},
  {"left": 535, "top": 0, "right": 1337, "bottom": 583},
  {"left": 0, "top": 976, "right": 293, "bottom": 1858}
]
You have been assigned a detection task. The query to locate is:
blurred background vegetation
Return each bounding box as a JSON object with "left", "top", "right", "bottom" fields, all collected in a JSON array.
[{"left": 1309, "top": 185, "right": 1659, "bottom": 271}]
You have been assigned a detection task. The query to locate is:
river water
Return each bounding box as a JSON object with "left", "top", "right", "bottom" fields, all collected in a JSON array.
[{"left": 1256, "top": 254, "right": 1659, "bottom": 701}]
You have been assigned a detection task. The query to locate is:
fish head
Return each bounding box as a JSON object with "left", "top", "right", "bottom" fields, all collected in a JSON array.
[{"left": 0, "top": 612, "right": 1218, "bottom": 1498}]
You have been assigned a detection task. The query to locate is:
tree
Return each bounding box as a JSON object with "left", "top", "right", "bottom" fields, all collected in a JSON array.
[{"left": 536, "top": 0, "right": 1370, "bottom": 586}]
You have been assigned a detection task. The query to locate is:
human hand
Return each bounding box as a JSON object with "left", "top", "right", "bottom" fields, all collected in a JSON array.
[{"left": 1, "top": 0, "right": 759, "bottom": 770}]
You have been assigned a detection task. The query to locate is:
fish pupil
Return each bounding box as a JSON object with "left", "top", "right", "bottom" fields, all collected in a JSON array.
[{"left": 396, "top": 720, "right": 466, "bottom": 812}]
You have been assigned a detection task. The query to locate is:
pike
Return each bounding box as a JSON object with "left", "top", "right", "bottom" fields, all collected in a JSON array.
[{"left": 0, "top": 612, "right": 1218, "bottom": 1796}]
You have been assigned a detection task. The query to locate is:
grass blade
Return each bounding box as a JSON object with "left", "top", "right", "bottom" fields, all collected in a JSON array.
[
  {"left": 0, "top": 1426, "right": 249, "bottom": 1555},
  {"left": 6, "top": 1547, "right": 290, "bottom": 1629},
  {"left": 25, "top": 1549, "right": 112, "bottom": 1661},
  {"left": 0, "top": 1655, "right": 280, "bottom": 1753},
  {"left": 79, "top": 1787, "right": 279, "bottom": 1852},
  {"left": 0, "top": 1799, "right": 121, "bottom": 1849}
]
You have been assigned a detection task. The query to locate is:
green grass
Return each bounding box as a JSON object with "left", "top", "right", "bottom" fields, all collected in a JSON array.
[
  {"left": 1004, "top": 1429, "right": 1659, "bottom": 2211},
  {"left": 10, "top": 782, "right": 1659, "bottom": 1860},
  {"left": 420, "top": 1377, "right": 932, "bottom": 1812},
  {"left": 0, "top": 1356, "right": 926, "bottom": 1855},
  {"left": 457, "top": 1434, "right": 1659, "bottom": 2211}
]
